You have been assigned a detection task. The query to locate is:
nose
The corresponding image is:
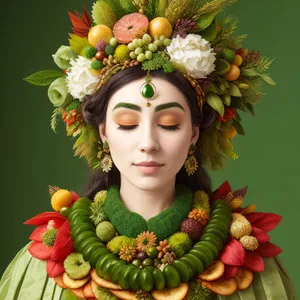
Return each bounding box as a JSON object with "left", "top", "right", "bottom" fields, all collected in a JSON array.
[{"left": 138, "top": 123, "right": 160, "bottom": 153}]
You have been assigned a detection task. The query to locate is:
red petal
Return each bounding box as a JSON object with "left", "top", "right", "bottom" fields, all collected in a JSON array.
[
  {"left": 243, "top": 251, "right": 264, "bottom": 272},
  {"left": 251, "top": 226, "right": 270, "bottom": 243},
  {"left": 29, "top": 224, "right": 48, "bottom": 242},
  {"left": 24, "top": 212, "right": 66, "bottom": 226},
  {"left": 47, "top": 260, "right": 65, "bottom": 278},
  {"left": 223, "top": 265, "right": 240, "bottom": 280},
  {"left": 256, "top": 242, "right": 283, "bottom": 257},
  {"left": 212, "top": 181, "right": 232, "bottom": 201},
  {"left": 233, "top": 185, "right": 248, "bottom": 198},
  {"left": 220, "top": 238, "right": 245, "bottom": 266},
  {"left": 83, "top": 6, "right": 92, "bottom": 27},
  {"left": 71, "top": 191, "right": 81, "bottom": 202},
  {"left": 28, "top": 241, "right": 53, "bottom": 260},
  {"left": 51, "top": 221, "right": 74, "bottom": 262},
  {"left": 246, "top": 213, "right": 282, "bottom": 232}
]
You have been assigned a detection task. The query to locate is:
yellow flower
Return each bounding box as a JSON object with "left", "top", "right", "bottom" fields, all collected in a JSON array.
[{"left": 136, "top": 231, "right": 157, "bottom": 251}]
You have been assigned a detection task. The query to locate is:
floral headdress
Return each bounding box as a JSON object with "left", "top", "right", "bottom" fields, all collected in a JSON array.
[{"left": 24, "top": 0, "right": 276, "bottom": 171}]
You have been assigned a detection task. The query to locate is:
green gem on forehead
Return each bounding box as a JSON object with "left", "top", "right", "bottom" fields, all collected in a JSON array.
[{"left": 141, "top": 83, "right": 155, "bottom": 99}]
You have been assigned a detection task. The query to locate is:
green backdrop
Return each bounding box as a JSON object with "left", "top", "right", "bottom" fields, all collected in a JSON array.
[{"left": 0, "top": 0, "right": 299, "bottom": 297}]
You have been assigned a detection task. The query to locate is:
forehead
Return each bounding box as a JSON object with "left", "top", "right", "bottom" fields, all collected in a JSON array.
[{"left": 107, "top": 77, "right": 189, "bottom": 111}]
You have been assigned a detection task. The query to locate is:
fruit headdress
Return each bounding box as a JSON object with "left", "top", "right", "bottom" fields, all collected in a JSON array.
[{"left": 24, "top": 0, "right": 276, "bottom": 171}]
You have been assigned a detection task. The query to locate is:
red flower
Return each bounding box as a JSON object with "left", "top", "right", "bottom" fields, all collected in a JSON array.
[
  {"left": 217, "top": 108, "right": 236, "bottom": 123},
  {"left": 25, "top": 212, "right": 74, "bottom": 277},
  {"left": 68, "top": 6, "right": 92, "bottom": 37},
  {"left": 220, "top": 212, "right": 282, "bottom": 278}
]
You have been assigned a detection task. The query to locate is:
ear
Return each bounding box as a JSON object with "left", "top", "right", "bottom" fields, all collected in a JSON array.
[
  {"left": 98, "top": 123, "right": 107, "bottom": 142},
  {"left": 191, "top": 125, "right": 200, "bottom": 145}
]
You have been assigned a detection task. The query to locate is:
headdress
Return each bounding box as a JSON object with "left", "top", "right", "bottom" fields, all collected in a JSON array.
[{"left": 24, "top": 0, "right": 276, "bottom": 172}]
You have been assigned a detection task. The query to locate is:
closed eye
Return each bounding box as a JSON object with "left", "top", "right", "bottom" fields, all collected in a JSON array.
[{"left": 117, "top": 125, "right": 180, "bottom": 131}]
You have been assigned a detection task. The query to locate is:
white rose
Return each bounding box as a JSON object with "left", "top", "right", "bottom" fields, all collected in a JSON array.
[
  {"left": 66, "top": 56, "right": 99, "bottom": 100},
  {"left": 166, "top": 34, "right": 216, "bottom": 79}
]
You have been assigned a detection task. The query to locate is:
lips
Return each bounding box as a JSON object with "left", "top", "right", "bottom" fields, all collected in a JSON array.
[{"left": 134, "top": 161, "right": 163, "bottom": 166}]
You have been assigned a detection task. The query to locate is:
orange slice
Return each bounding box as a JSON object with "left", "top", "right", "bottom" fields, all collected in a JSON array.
[
  {"left": 201, "top": 278, "right": 238, "bottom": 296},
  {"left": 54, "top": 274, "right": 68, "bottom": 289},
  {"left": 234, "top": 268, "right": 254, "bottom": 290},
  {"left": 91, "top": 269, "right": 122, "bottom": 290},
  {"left": 152, "top": 283, "right": 189, "bottom": 300},
  {"left": 62, "top": 272, "right": 90, "bottom": 289},
  {"left": 84, "top": 280, "right": 95, "bottom": 298},
  {"left": 110, "top": 289, "right": 138, "bottom": 299},
  {"left": 70, "top": 287, "right": 85, "bottom": 298},
  {"left": 199, "top": 260, "right": 225, "bottom": 281}
]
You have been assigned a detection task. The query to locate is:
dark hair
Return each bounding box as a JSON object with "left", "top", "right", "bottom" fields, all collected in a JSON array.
[{"left": 82, "top": 66, "right": 216, "bottom": 199}]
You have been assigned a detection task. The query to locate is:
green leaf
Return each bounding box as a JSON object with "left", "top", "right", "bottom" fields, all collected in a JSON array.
[
  {"left": 195, "top": 12, "right": 215, "bottom": 31},
  {"left": 206, "top": 92, "right": 224, "bottom": 117},
  {"left": 119, "top": 0, "right": 138, "bottom": 13},
  {"left": 60, "top": 289, "right": 79, "bottom": 300},
  {"left": 259, "top": 74, "right": 276, "bottom": 85},
  {"left": 200, "top": 20, "right": 217, "bottom": 42},
  {"left": 232, "top": 119, "right": 245, "bottom": 135},
  {"left": 240, "top": 68, "right": 257, "bottom": 77},
  {"left": 50, "top": 108, "right": 61, "bottom": 133},
  {"left": 244, "top": 102, "right": 255, "bottom": 116},
  {"left": 222, "top": 93, "right": 231, "bottom": 106},
  {"left": 23, "top": 70, "right": 64, "bottom": 86},
  {"left": 228, "top": 82, "right": 242, "bottom": 97}
]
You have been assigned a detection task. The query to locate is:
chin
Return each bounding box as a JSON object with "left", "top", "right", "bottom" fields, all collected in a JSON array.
[{"left": 130, "top": 176, "right": 172, "bottom": 192}]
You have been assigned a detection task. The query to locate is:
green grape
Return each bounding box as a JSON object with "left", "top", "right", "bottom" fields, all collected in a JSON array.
[
  {"left": 163, "top": 39, "right": 172, "bottom": 46},
  {"left": 110, "top": 37, "right": 118, "bottom": 46},
  {"left": 159, "top": 35, "right": 166, "bottom": 41},
  {"left": 143, "top": 34, "right": 152, "bottom": 45},
  {"left": 137, "top": 39, "right": 144, "bottom": 47},
  {"left": 132, "top": 39, "right": 139, "bottom": 48},
  {"left": 137, "top": 53, "right": 146, "bottom": 62},
  {"left": 130, "top": 51, "right": 137, "bottom": 59},
  {"left": 128, "top": 43, "right": 135, "bottom": 51},
  {"left": 134, "top": 47, "right": 143, "bottom": 55},
  {"left": 154, "top": 40, "right": 162, "bottom": 47},
  {"left": 154, "top": 35, "right": 159, "bottom": 41},
  {"left": 148, "top": 43, "right": 158, "bottom": 52},
  {"left": 145, "top": 51, "right": 152, "bottom": 60}
]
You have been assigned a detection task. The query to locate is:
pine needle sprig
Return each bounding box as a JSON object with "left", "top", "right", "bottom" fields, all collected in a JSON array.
[
  {"left": 50, "top": 108, "right": 61, "bottom": 133},
  {"left": 196, "top": 0, "right": 238, "bottom": 17},
  {"left": 251, "top": 56, "right": 275, "bottom": 72}
]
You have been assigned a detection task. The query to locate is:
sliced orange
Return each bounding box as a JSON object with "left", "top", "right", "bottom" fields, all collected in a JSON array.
[
  {"left": 152, "top": 283, "right": 189, "bottom": 300},
  {"left": 200, "top": 278, "right": 238, "bottom": 296},
  {"left": 234, "top": 268, "right": 254, "bottom": 290},
  {"left": 62, "top": 272, "right": 90, "bottom": 289},
  {"left": 199, "top": 260, "right": 225, "bottom": 281},
  {"left": 70, "top": 287, "right": 85, "bottom": 298},
  {"left": 110, "top": 289, "right": 138, "bottom": 299},
  {"left": 54, "top": 274, "right": 68, "bottom": 289},
  {"left": 84, "top": 280, "right": 95, "bottom": 298},
  {"left": 91, "top": 269, "right": 122, "bottom": 290}
]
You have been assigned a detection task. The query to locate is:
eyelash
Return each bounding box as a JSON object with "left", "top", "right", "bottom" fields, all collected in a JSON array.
[{"left": 117, "top": 124, "right": 180, "bottom": 131}]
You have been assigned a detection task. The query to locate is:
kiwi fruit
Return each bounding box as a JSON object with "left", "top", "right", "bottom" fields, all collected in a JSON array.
[
  {"left": 91, "top": 281, "right": 119, "bottom": 300},
  {"left": 64, "top": 253, "right": 91, "bottom": 280}
]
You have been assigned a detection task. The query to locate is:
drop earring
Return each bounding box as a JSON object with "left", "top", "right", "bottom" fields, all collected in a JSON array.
[
  {"left": 184, "top": 144, "right": 198, "bottom": 176},
  {"left": 97, "top": 140, "right": 113, "bottom": 173}
]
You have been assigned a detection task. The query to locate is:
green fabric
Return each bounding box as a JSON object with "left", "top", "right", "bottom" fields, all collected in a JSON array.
[
  {"left": 104, "top": 183, "right": 193, "bottom": 241},
  {"left": 213, "top": 257, "right": 297, "bottom": 300}
]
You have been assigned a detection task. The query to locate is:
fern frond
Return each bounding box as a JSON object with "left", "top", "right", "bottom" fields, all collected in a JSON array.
[
  {"left": 50, "top": 108, "right": 61, "bottom": 133},
  {"left": 196, "top": 0, "right": 238, "bottom": 17},
  {"left": 255, "top": 56, "right": 274, "bottom": 72}
]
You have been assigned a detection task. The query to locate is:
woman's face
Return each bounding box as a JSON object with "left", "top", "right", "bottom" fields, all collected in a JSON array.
[{"left": 99, "top": 76, "right": 200, "bottom": 191}]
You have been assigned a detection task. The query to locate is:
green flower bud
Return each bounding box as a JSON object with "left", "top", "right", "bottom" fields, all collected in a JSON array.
[
  {"left": 48, "top": 77, "right": 72, "bottom": 107},
  {"left": 52, "top": 46, "right": 77, "bottom": 70},
  {"left": 42, "top": 229, "right": 58, "bottom": 247}
]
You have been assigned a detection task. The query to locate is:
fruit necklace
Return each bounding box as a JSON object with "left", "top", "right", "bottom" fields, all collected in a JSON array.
[{"left": 68, "top": 183, "right": 232, "bottom": 296}]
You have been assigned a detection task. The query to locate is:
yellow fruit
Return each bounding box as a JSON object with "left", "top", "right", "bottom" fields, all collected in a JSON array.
[
  {"left": 88, "top": 25, "right": 113, "bottom": 47},
  {"left": 224, "top": 65, "right": 241, "bottom": 81},
  {"left": 149, "top": 17, "right": 173, "bottom": 39},
  {"left": 225, "top": 126, "right": 237, "bottom": 139},
  {"left": 51, "top": 189, "right": 73, "bottom": 212},
  {"left": 233, "top": 54, "right": 243, "bottom": 67},
  {"left": 199, "top": 260, "right": 225, "bottom": 281}
]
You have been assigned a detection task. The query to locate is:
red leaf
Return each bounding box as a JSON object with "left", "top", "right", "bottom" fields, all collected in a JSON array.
[
  {"left": 256, "top": 242, "right": 283, "bottom": 257},
  {"left": 71, "top": 191, "right": 80, "bottom": 202},
  {"left": 68, "top": 6, "right": 92, "bottom": 38},
  {"left": 24, "top": 212, "right": 66, "bottom": 226},
  {"left": 244, "top": 251, "right": 264, "bottom": 272},
  {"left": 28, "top": 241, "right": 53, "bottom": 260},
  {"left": 246, "top": 213, "right": 282, "bottom": 232},
  {"left": 212, "top": 181, "right": 232, "bottom": 200},
  {"left": 223, "top": 265, "right": 240, "bottom": 280},
  {"left": 51, "top": 221, "right": 74, "bottom": 262},
  {"left": 220, "top": 238, "right": 245, "bottom": 266},
  {"left": 251, "top": 226, "right": 270, "bottom": 243},
  {"left": 233, "top": 185, "right": 248, "bottom": 198},
  {"left": 29, "top": 224, "right": 48, "bottom": 242},
  {"left": 47, "top": 260, "right": 65, "bottom": 278}
]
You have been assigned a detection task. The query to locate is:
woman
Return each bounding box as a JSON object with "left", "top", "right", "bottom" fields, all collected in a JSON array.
[{"left": 0, "top": 0, "right": 297, "bottom": 299}]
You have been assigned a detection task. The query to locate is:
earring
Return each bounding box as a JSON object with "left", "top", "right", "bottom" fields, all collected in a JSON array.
[
  {"left": 184, "top": 144, "right": 198, "bottom": 176},
  {"left": 97, "top": 140, "right": 113, "bottom": 173}
]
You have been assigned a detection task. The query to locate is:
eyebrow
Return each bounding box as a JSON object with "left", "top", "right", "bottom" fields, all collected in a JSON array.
[{"left": 112, "top": 102, "right": 185, "bottom": 112}]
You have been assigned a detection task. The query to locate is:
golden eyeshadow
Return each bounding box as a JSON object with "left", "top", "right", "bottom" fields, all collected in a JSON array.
[
  {"left": 158, "top": 114, "right": 182, "bottom": 125},
  {"left": 114, "top": 113, "right": 139, "bottom": 125}
]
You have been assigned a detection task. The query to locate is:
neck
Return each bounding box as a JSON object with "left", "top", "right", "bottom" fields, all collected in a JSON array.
[{"left": 119, "top": 175, "right": 176, "bottom": 221}]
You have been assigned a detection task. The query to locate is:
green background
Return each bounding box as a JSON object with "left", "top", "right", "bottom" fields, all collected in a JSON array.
[{"left": 0, "top": 0, "right": 299, "bottom": 297}]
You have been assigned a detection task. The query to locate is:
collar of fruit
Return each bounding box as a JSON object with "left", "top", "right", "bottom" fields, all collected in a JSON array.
[{"left": 25, "top": 181, "right": 283, "bottom": 299}]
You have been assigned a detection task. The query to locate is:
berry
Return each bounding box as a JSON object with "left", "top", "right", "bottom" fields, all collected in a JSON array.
[
  {"left": 91, "top": 60, "right": 104, "bottom": 70},
  {"left": 82, "top": 46, "right": 97, "bottom": 59},
  {"left": 109, "top": 37, "right": 118, "bottom": 47},
  {"left": 135, "top": 47, "right": 143, "bottom": 55},
  {"left": 137, "top": 53, "right": 146, "bottom": 62}
]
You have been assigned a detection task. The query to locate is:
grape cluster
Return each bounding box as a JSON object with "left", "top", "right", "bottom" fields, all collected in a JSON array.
[{"left": 126, "top": 34, "right": 172, "bottom": 62}]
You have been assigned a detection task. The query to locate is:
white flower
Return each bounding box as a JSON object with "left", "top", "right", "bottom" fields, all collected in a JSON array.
[
  {"left": 66, "top": 56, "right": 99, "bottom": 100},
  {"left": 166, "top": 34, "right": 216, "bottom": 79}
]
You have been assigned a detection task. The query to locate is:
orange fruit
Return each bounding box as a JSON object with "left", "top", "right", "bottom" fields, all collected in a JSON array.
[
  {"left": 233, "top": 54, "right": 243, "bottom": 67},
  {"left": 51, "top": 189, "right": 73, "bottom": 212},
  {"left": 225, "top": 126, "right": 237, "bottom": 139},
  {"left": 224, "top": 65, "right": 241, "bottom": 81},
  {"left": 149, "top": 17, "right": 173, "bottom": 39},
  {"left": 113, "top": 13, "right": 149, "bottom": 43},
  {"left": 88, "top": 25, "right": 113, "bottom": 47}
]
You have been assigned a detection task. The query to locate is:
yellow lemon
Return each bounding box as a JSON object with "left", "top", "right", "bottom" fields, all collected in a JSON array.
[
  {"left": 233, "top": 54, "right": 243, "bottom": 67},
  {"left": 51, "top": 189, "right": 73, "bottom": 212},
  {"left": 149, "top": 17, "right": 173, "bottom": 39},
  {"left": 88, "top": 25, "right": 113, "bottom": 47},
  {"left": 224, "top": 65, "right": 241, "bottom": 81}
]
